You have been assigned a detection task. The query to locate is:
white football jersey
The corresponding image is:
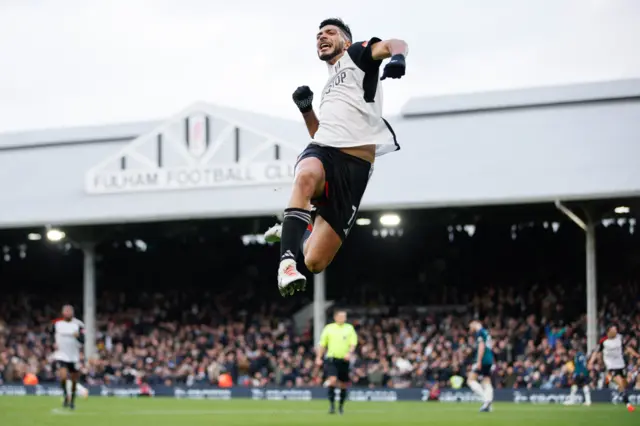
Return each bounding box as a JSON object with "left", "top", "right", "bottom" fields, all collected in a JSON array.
[
  {"left": 601, "top": 335, "right": 625, "bottom": 370},
  {"left": 312, "top": 37, "right": 399, "bottom": 157},
  {"left": 52, "top": 318, "right": 84, "bottom": 363}
]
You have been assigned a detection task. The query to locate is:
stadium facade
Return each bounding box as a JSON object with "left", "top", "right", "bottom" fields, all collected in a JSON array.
[
  {"left": 1, "top": 78, "right": 639, "bottom": 358},
  {"left": 0, "top": 79, "right": 639, "bottom": 228}
]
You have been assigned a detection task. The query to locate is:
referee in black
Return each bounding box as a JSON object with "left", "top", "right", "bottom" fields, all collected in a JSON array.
[{"left": 315, "top": 309, "right": 358, "bottom": 414}]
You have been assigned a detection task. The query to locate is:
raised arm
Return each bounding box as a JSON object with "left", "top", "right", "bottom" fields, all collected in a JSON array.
[
  {"left": 370, "top": 39, "right": 409, "bottom": 61},
  {"left": 292, "top": 86, "right": 318, "bottom": 138},
  {"left": 302, "top": 110, "right": 319, "bottom": 138},
  {"left": 348, "top": 38, "right": 409, "bottom": 81}
]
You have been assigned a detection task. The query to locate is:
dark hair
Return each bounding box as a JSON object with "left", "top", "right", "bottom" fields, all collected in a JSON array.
[{"left": 319, "top": 18, "right": 352, "bottom": 42}]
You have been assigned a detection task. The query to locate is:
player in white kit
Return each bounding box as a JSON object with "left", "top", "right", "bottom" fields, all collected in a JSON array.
[
  {"left": 51, "top": 305, "right": 85, "bottom": 410},
  {"left": 264, "top": 18, "right": 408, "bottom": 296},
  {"left": 589, "top": 325, "right": 639, "bottom": 413}
]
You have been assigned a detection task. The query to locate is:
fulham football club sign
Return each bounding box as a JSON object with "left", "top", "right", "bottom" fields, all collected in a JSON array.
[{"left": 85, "top": 103, "right": 301, "bottom": 194}]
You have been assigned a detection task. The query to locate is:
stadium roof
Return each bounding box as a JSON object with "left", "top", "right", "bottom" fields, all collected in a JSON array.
[
  {"left": 0, "top": 78, "right": 639, "bottom": 229},
  {"left": 3, "top": 78, "right": 640, "bottom": 150},
  {"left": 0, "top": 103, "right": 305, "bottom": 151},
  {"left": 400, "top": 78, "right": 640, "bottom": 117}
]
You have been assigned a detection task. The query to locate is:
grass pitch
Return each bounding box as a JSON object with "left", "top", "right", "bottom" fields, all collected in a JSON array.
[{"left": 0, "top": 396, "right": 637, "bottom": 426}]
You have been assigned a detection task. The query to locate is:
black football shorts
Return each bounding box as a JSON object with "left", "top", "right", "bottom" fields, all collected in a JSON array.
[
  {"left": 607, "top": 368, "right": 627, "bottom": 379},
  {"left": 324, "top": 357, "right": 351, "bottom": 383},
  {"left": 296, "top": 143, "right": 372, "bottom": 241},
  {"left": 54, "top": 360, "right": 79, "bottom": 373},
  {"left": 573, "top": 373, "right": 590, "bottom": 386},
  {"left": 472, "top": 363, "right": 494, "bottom": 377}
]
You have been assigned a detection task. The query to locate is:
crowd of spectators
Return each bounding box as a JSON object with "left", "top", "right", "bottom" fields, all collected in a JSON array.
[{"left": 1, "top": 281, "right": 639, "bottom": 391}]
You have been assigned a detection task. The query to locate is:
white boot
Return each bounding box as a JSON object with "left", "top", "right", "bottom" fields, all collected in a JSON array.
[
  {"left": 583, "top": 386, "right": 591, "bottom": 406},
  {"left": 278, "top": 259, "right": 306, "bottom": 296},
  {"left": 564, "top": 385, "right": 578, "bottom": 405},
  {"left": 264, "top": 224, "right": 282, "bottom": 243},
  {"left": 482, "top": 382, "right": 494, "bottom": 412}
]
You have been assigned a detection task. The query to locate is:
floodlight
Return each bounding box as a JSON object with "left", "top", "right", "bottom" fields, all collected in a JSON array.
[
  {"left": 380, "top": 214, "right": 401, "bottom": 227},
  {"left": 46, "top": 229, "right": 66, "bottom": 242}
]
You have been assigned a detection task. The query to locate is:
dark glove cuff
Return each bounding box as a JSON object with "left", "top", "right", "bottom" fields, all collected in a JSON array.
[{"left": 294, "top": 98, "right": 313, "bottom": 113}]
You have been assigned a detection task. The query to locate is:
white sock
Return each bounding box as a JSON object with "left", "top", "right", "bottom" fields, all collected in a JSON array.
[
  {"left": 66, "top": 380, "right": 87, "bottom": 396},
  {"left": 570, "top": 384, "right": 578, "bottom": 396},
  {"left": 482, "top": 381, "right": 494, "bottom": 403},
  {"left": 566, "top": 384, "right": 577, "bottom": 403},
  {"left": 468, "top": 380, "right": 485, "bottom": 399},
  {"left": 583, "top": 386, "right": 591, "bottom": 404}
]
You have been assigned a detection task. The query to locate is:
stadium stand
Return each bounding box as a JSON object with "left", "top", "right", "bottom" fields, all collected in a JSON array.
[
  {"left": 1, "top": 206, "right": 639, "bottom": 392},
  {"left": 1, "top": 284, "right": 638, "bottom": 390}
]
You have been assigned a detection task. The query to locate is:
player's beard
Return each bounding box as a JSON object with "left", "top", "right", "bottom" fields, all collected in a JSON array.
[{"left": 319, "top": 41, "right": 344, "bottom": 62}]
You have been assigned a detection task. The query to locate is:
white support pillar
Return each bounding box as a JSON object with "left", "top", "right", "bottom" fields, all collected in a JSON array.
[
  {"left": 555, "top": 201, "right": 598, "bottom": 353},
  {"left": 82, "top": 243, "right": 97, "bottom": 360},
  {"left": 585, "top": 219, "right": 598, "bottom": 354},
  {"left": 313, "top": 271, "right": 326, "bottom": 346}
]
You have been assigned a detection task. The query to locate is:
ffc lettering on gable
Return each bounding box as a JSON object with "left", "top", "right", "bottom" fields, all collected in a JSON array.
[{"left": 85, "top": 102, "right": 302, "bottom": 194}]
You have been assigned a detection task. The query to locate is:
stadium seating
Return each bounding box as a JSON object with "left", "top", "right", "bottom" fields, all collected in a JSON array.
[{"left": 1, "top": 284, "right": 638, "bottom": 390}]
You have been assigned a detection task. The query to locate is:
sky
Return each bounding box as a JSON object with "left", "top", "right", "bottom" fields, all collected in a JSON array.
[{"left": 0, "top": 0, "right": 639, "bottom": 133}]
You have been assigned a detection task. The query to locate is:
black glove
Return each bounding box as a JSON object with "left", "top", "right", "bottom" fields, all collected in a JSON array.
[
  {"left": 380, "top": 54, "right": 406, "bottom": 80},
  {"left": 292, "top": 86, "right": 314, "bottom": 113}
]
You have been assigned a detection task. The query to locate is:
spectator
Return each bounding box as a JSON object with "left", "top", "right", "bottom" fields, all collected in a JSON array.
[{"left": 1, "top": 283, "right": 638, "bottom": 389}]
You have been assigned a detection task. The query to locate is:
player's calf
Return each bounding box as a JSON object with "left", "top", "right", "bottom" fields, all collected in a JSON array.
[
  {"left": 58, "top": 370, "right": 69, "bottom": 406},
  {"left": 276, "top": 161, "right": 324, "bottom": 296},
  {"left": 305, "top": 253, "right": 330, "bottom": 274},
  {"left": 277, "top": 208, "right": 311, "bottom": 297},
  {"left": 302, "top": 217, "right": 342, "bottom": 273},
  {"left": 582, "top": 386, "right": 591, "bottom": 406},
  {"left": 338, "top": 386, "right": 347, "bottom": 414},
  {"left": 327, "top": 385, "right": 336, "bottom": 414}
]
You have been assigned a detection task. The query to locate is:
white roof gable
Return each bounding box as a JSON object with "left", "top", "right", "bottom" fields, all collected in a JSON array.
[{"left": 85, "top": 102, "right": 306, "bottom": 194}]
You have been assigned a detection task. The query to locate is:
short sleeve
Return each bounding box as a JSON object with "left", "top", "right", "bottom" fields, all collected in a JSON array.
[
  {"left": 76, "top": 325, "right": 85, "bottom": 344},
  {"left": 347, "top": 37, "right": 383, "bottom": 73},
  {"left": 319, "top": 326, "right": 329, "bottom": 347},
  {"left": 349, "top": 326, "right": 358, "bottom": 347}
]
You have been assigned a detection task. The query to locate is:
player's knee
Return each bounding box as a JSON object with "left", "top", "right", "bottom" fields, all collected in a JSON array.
[
  {"left": 305, "top": 254, "right": 328, "bottom": 274},
  {"left": 293, "top": 168, "right": 321, "bottom": 198}
]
